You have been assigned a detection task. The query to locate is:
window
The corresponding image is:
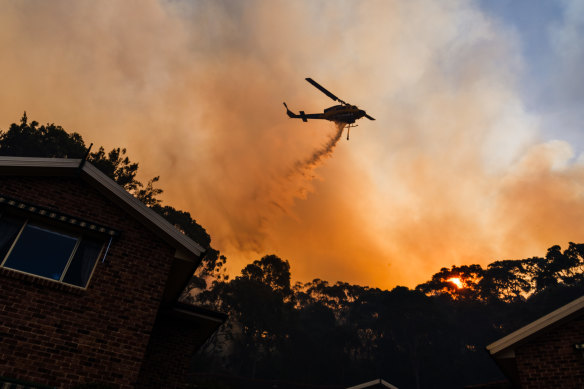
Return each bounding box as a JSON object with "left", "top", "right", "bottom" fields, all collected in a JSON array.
[{"left": 0, "top": 215, "right": 103, "bottom": 288}]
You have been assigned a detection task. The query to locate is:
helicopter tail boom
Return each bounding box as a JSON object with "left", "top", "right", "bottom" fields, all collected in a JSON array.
[
  {"left": 283, "top": 102, "right": 327, "bottom": 122},
  {"left": 283, "top": 102, "right": 307, "bottom": 121}
]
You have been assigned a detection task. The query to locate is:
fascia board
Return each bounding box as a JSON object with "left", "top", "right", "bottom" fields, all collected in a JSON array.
[
  {"left": 80, "top": 162, "right": 205, "bottom": 258},
  {"left": 346, "top": 380, "right": 381, "bottom": 389},
  {"left": 172, "top": 308, "right": 227, "bottom": 324},
  {"left": 0, "top": 156, "right": 79, "bottom": 173}
]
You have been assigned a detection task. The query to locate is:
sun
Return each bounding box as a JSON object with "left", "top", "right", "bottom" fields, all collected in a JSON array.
[{"left": 447, "top": 277, "right": 463, "bottom": 289}]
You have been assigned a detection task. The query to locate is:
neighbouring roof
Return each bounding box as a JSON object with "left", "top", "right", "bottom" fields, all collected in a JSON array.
[
  {"left": 486, "top": 295, "right": 584, "bottom": 386},
  {"left": 346, "top": 379, "right": 399, "bottom": 389},
  {"left": 172, "top": 301, "right": 228, "bottom": 323},
  {"left": 487, "top": 295, "right": 584, "bottom": 356},
  {"left": 156, "top": 302, "right": 227, "bottom": 351},
  {"left": 0, "top": 156, "right": 205, "bottom": 261}
]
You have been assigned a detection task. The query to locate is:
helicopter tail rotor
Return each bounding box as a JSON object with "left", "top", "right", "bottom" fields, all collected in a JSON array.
[
  {"left": 283, "top": 102, "right": 308, "bottom": 122},
  {"left": 283, "top": 102, "right": 296, "bottom": 118}
]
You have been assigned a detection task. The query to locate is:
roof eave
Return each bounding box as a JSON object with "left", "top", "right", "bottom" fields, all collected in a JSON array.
[
  {"left": 487, "top": 295, "right": 584, "bottom": 356},
  {"left": 80, "top": 162, "right": 205, "bottom": 259}
]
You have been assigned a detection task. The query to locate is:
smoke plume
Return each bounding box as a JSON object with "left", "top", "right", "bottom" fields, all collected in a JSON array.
[{"left": 293, "top": 123, "right": 345, "bottom": 176}]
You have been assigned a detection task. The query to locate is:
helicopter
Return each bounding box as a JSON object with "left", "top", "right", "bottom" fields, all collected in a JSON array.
[{"left": 283, "top": 78, "right": 375, "bottom": 140}]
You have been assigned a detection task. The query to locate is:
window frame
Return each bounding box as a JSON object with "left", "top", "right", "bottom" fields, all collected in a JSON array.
[{"left": 0, "top": 214, "right": 105, "bottom": 289}]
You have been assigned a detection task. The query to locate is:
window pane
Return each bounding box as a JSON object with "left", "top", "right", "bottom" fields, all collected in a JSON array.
[
  {"left": 0, "top": 216, "right": 24, "bottom": 260},
  {"left": 63, "top": 238, "right": 102, "bottom": 287},
  {"left": 4, "top": 224, "right": 78, "bottom": 280}
]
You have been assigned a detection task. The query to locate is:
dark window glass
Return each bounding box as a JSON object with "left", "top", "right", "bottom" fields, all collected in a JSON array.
[
  {"left": 1, "top": 213, "right": 104, "bottom": 287},
  {"left": 3, "top": 224, "right": 78, "bottom": 280},
  {"left": 0, "top": 216, "right": 24, "bottom": 259},
  {"left": 62, "top": 238, "right": 103, "bottom": 287}
]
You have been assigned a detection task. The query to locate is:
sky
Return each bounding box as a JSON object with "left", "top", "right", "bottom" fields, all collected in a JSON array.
[{"left": 1, "top": 0, "right": 584, "bottom": 289}]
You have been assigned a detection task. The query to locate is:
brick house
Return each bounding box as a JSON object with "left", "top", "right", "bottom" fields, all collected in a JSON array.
[
  {"left": 486, "top": 295, "right": 584, "bottom": 388},
  {"left": 0, "top": 157, "right": 226, "bottom": 388}
]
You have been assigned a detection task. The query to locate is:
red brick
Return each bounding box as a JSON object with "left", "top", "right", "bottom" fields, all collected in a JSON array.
[
  {"left": 515, "top": 315, "right": 584, "bottom": 389},
  {"left": 0, "top": 176, "right": 179, "bottom": 388}
]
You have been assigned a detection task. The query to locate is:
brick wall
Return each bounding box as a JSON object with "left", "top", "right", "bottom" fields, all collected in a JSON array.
[
  {"left": 136, "top": 313, "right": 202, "bottom": 388},
  {"left": 0, "top": 176, "right": 177, "bottom": 388},
  {"left": 515, "top": 313, "right": 584, "bottom": 389}
]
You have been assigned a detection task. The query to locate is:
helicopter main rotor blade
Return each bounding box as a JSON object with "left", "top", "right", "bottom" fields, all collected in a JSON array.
[
  {"left": 305, "top": 78, "right": 346, "bottom": 105},
  {"left": 364, "top": 114, "right": 375, "bottom": 120}
]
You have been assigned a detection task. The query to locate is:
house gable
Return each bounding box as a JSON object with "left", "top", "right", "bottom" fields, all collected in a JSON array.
[
  {"left": 0, "top": 158, "right": 214, "bottom": 389},
  {"left": 0, "top": 174, "right": 179, "bottom": 388}
]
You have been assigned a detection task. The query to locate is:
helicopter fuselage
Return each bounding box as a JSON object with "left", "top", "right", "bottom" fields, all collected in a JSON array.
[
  {"left": 284, "top": 103, "right": 367, "bottom": 125},
  {"left": 322, "top": 104, "right": 367, "bottom": 124}
]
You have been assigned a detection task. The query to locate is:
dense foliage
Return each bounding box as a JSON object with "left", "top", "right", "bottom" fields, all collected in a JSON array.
[
  {"left": 2, "top": 114, "right": 582, "bottom": 388},
  {"left": 193, "top": 249, "right": 583, "bottom": 388}
]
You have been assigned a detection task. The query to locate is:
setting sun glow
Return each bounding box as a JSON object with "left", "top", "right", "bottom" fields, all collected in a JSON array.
[{"left": 447, "top": 277, "right": 463, "bottom": 289}]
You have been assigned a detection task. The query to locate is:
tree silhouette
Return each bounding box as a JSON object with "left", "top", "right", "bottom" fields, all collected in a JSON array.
[{"left": 1, "top": 112, "right": 150, "bottom": 196}]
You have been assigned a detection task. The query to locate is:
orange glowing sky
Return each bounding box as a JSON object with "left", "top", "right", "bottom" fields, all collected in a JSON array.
[{"left": 2, "top": 0, "right": 584, "bottom": 289}]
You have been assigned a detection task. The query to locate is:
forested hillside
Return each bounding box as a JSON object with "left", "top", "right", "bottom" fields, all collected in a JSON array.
[
  {"left": 2, "top": 114, "right": 582, "bottom": 389},
  {"left": 190, "top": 249, "right": 583, "bottom": 388}
]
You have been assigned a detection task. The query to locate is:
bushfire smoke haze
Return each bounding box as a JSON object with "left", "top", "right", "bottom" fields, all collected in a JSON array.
[{"left": 2, "top": 0, "right": 584, "bottom": 288}]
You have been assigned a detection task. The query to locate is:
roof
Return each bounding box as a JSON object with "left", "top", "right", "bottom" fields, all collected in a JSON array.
[
  {"left": 157, "top": 302, "right": 227, "bottom": 351},
  {"left": 172, "top": 301, "right": 229, "bottom": 323},
  {"left": 0, "top": 156, "right": 205, "bottom": 261},
  {"left": 346, "top": 379, "right": 399, "bottom": 389},
  {"left": 486, "top": 294, "right": 584, "bottom": 386},
  {"left": 487, "top": 294, "right": 584, "bottom": 356}
]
